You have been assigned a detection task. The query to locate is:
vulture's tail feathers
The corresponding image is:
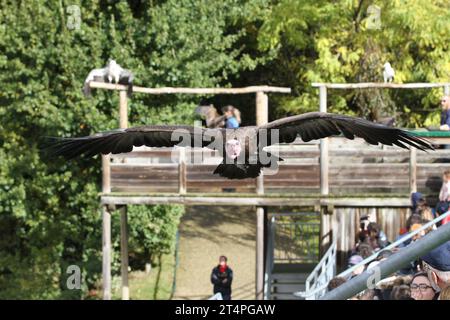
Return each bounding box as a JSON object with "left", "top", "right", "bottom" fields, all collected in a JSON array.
[{"left": 213, "top": 153, "right": 283, "bottom": 179}]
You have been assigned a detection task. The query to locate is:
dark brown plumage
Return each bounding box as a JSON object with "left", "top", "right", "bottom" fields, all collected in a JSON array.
[{"left": 42, "top": 112, "right": 434, "bottom": 179}]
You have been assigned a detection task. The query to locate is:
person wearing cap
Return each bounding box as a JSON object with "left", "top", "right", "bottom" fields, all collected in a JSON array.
[
  {"left": 210, "top": 255, "right": 233, "bottom": 300},
  {"left": 421, "top": 241, "right": 450, "bottom": 298}
]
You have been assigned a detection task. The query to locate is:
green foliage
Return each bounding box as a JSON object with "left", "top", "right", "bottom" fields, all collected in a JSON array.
[
  {"left": 117, "top": 205, "right": 183, "bottom": 269},
  {"left": 257, "top": 0, "right": 450, "bottom": 125},
  {"left": 0, "top": 0, "right": 266, "bottom": 299},
  {"left": 1, "top": 0, "right": 449, "bottom": 299}
]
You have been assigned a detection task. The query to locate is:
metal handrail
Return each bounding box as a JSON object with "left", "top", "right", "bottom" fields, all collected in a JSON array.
[
  {"left": 321, "top": 218, "right": 450, "bottom": 300},
  {"left": 263, "top": 216, "right": 276, "bottom": 300},
  {"left": 337, "top": 210, "right": 450, "bottom": 279},
  {"left": 294, "top": 239, "right": 337, "bottom": 299},
  {"left": 296, "top": 210, "right": 450, "bottom": 299}
]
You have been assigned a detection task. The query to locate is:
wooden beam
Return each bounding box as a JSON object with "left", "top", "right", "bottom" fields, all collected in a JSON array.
[
  {"left": 178, "top": 147, "right": 187, "bottom": 194},
  {"left": 102, "top": 205, "right": 112, "bottom": 300},
  {"left": 256, "top": 206, "right": 265, "bottom": 300},
  {"left": 102, "top": 155, "right": 111, "bottom": 193},
  {"left": 100, "top": 195, "right": 411, "bottom": 207},
  {"left": 256, "top": 91, "right": 268, "bottom": 195},
  {"left": 255, "top": 91, "right": 268, "bottom": 300},
  {"left": 119, "top": 90, "right": 128, "bottom": 129},
  {"left": 409, "top": 147, "right": 417, "bottom": 193},
  {"left": 120, "top": 206, "right": 129, "bottom": 300},
  {"left": 319, "top": 86, "right": 329, "bottom": 195},
  {"left": 89, "top": 82, "right": 291, "bottom": 95},
  {"left": 312, "top": 82, "right": 450, "bottom": 89}
]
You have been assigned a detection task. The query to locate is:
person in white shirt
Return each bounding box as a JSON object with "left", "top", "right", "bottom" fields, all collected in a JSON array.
[{"left": 439, "top": 170, "right": 450, "bottom": 202}]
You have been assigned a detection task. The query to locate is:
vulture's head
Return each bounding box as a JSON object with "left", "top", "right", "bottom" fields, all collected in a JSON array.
[{"left": 225, "top": 139, "right": 242, "bottom": 160}]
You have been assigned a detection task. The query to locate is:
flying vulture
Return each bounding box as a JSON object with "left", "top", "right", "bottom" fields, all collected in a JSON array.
[
  {"left": 83, "top": 60, "right": 134, "bottom": 97},
  {"left": 43, "top": 112, "right": 434, "bottom": 179}
]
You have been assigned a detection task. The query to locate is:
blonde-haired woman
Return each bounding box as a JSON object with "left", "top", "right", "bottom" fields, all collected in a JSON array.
[{"left": 221, "top": 105, "right": 241, "bottom": 129}]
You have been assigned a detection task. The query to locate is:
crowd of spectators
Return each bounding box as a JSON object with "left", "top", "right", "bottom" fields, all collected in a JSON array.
[{"left": 327, "top": 171, "right": 450, "bottom": 300}]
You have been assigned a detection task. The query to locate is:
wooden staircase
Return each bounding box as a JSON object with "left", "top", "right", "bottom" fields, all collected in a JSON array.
[{"left": 269, "top": 264, "right": 315, "bottom": 300}]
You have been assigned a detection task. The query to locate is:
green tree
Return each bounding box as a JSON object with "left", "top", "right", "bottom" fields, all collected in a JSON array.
[
  {"left": 256, "top": 0, "right": 450, "bottom": 126},
  {"left": 0, "top": 0, "right": 267, "bottom": 299}
]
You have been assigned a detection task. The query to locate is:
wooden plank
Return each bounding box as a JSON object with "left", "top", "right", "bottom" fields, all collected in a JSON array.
[
  {"left": 102, "top": 155, "right": 111, "bottom": 193},
  {"left": 312, "top": 82, "right": 450, "bottom": 89},
  {"left": 409, "top": 147, "right": 417, "bottom": 193},
  {"left": 119, "top": 90, "right": 128, "bottom": 129},
  {"left": 319, "top": 86, "right": 329, "bottom": 196},
  {"left": 90, "top": 81, "right": 291, "bottom": 94},
  {"left": 102, "top": 205, "right": 111, "bottom": 300},
  {"left": 178, "top": 148, "right": 187, "bottom": 194},
  {"left": 256, "top": 207, "right": 265, "bottom": 300},
  {"left": 120, "top": 206, "right": 129, "bottom": 300},
  {"left": 100, "top": 195, "right": 411, "bottom": 207}
]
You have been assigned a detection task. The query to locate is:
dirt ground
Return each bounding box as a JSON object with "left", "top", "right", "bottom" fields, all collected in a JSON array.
[{"left": 173, "top": 205, "right": 256, "bottom": 300}]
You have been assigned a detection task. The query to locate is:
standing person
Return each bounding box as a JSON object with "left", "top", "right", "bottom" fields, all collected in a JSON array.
[
  {"left": 439, "top": 95, "right": 450, "bottom": 131},
  {"left": 438, "top": 170, "right": 450, "bottom": 202},
  {"left": 210, "top": 255, "right": 233, "bottom": 300},
  {"left": 222, "top": 105, "right": 241, "bottom": 129},
  {"left": 439, "top": 95, "right": 450, "bottom": 149}
]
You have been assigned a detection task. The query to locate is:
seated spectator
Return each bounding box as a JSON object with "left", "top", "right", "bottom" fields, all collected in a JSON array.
[
  {"left": 438, "top": 170, "right": 450, "bottom": 201},
  {"left": 354, "top": 242, "right": 374, "bottom": 259},
  {"left": 421, "top": 241, "right": 450, "bottom": 299},
  {"left": 410, "top": 272, "right": 438, "bottom": 300},
  {"left": 390, "top": 284, "right": 412, "bottom": 300},
  {"left": 327, "top": 277, "right": 346, "bottom": 292},
  {"left": 376, "top": 249, "right": 393, "bottom": 262},
  {"left": 347, "top": 254, "right": 365, "bottom": 279},
  {"left": 410, "top": 192, "right": 424, "bottom": 215},
  {"left": 221, "top": 105, "right": 241, "bottom": 129},
  {"left": 438, "top": 285, "right": 450, "bottom": 300},
  {"left": 435, "top": 203, "right": 450, "bottom": 227},
  {"left": 366, "top": 222, "right": 388, "bottom": 251},
  {"left": 397, "top": 214, "right": 422, "bottom": 247}
]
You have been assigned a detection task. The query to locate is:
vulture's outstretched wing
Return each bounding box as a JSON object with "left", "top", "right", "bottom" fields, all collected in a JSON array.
[
  {"left": 259, "top": 112, "right": 434, "bottom": 151},
  {"left": 42, "top": 126, "right": 224, "bottom": 160}
]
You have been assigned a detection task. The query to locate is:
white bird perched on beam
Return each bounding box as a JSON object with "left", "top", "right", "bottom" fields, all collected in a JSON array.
[
  {"left": 383, "top": 62, "right": 395, "bottom": 83},
  {"left": 83, "top": 59, "right": 134, "bottom": 97}
]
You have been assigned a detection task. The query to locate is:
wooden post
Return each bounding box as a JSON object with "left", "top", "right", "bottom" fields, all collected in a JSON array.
[
  {"left": 119, "top": 90, "right": 128, "bottom": 129},
  {"left": 118, "top": 90, "right": 130, "bottom": 300},
  {"left": 120, "top": 205, "right": 129, "bottom": 300},
  {"left": 102, "top": 205, "right": 112, "bottom": 300},
  {"left": 319, "top": 86, "right": 329, "bottom": 195},
  {"left": 445, "top": 85, "right": 450, "bottom": 96},
  {"left": 178, "top": 147, "right": 187, "bottom": 194},
  {"left": 101, "top": 153, "right": 111, "bottom": 300},
  {"left": 255, "top": 91, "right": 268, "bottom": 300},
  {"left": 256, "top": 206, "right": 265, "bottom": 300},
  {"left": 409, "top": 147, "right": 417, "bottom": 193},
  {"left": 102, "top": 155, "right": 111, "bottom": 193}
]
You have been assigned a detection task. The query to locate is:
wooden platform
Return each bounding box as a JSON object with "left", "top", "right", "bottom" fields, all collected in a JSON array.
[
  {"left": 104, "top": 136, "right": 450, "bottom": 198},
  {"left": 100, "top": 193, "right": 412, "bottom": 207}
]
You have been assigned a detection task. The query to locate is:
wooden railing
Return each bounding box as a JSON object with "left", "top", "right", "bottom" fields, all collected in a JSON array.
[{"left": 107, "top": 137, "right": 450, "bottom": 198}]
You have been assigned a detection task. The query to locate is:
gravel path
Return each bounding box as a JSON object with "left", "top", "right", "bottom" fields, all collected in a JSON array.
[{"left": 173, "top": 205, "right": 256, "bottom": 300}]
